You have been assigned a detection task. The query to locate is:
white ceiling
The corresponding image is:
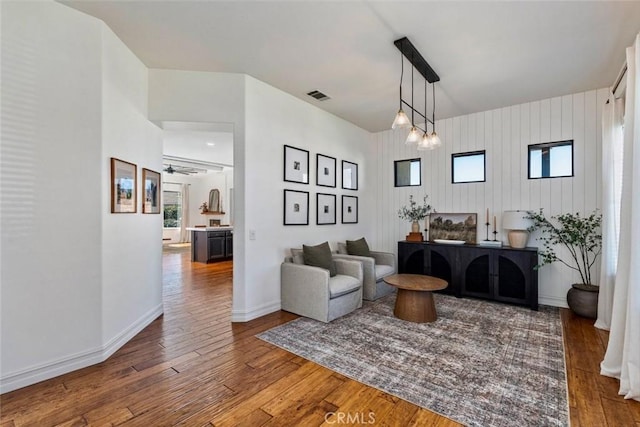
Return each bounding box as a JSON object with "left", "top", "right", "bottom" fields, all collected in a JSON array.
[
  {"left": 61, "top": 1, "right": 640, "bottom": 133},
  {"left": 161, "top": 121, "right": 234, "bottom": 167}
]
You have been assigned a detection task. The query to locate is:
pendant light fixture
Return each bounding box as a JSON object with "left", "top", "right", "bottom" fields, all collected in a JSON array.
[
  {"left": 391, "top": 37, "right": 441, "bottom": 149},
  {"left": 391, "top": 52, "right": 410, "bottom": 129},
  {"left": 429, "top": 83, "right": 442, "bottom": 148}
]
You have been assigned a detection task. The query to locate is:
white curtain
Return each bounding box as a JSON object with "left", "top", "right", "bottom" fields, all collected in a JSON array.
[
  {"left": 179, "top": 183, "right": 190, "bottom": 243},
  {"left": 595, "top": 94, "right": 624, "bottom": 330},
  {"left": 600, "top": 33, "right": 640, "bottom": 402}
]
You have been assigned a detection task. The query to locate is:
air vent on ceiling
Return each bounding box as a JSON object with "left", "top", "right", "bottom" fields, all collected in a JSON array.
[{"left": 307, "top": 90, "right": 330, "bottom": 101}]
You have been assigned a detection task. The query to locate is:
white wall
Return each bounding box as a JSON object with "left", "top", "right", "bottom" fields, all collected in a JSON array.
[
  {"left": 100, "top": 24, "right": 163, "bottom": 351},
  {"left": 243, "top": 75, "right": 374, "bottom": 320},
  {"left": 0, "top": 2, "right": 163, "bottom": 393},
  {"left": 148, "top": 70, "right": 375, "bottom": 321},
  {"left": 373, "top": 88, "right": 607, "bottom": 307}
]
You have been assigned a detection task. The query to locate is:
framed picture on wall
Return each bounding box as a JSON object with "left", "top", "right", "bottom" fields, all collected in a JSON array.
[
  {"left": 284, "top": 189, "right": 309, "bottom": 225},
  {"left": 342, "top": 195, "right": 358, "bottom": 224},
  {"left": 428, "top": 213, "right": 478, "bottom": 244},
  {"left": 142, "top": 168, "right": 161, "bottom": 214},
  {"left": 284, "top": 145, "right": 309, "bottom": 184},
  {"left": 111, "top": 157, "right": 137, "bottom": 213},
  {"left": 316, "top": 153, "right": 336, "bottom": 187},
  {"left": 316, "top": 193, "right": 336, "bottom": 225},
  {"left": 342, "top": 160, "right": 358, "bottom": 190}
]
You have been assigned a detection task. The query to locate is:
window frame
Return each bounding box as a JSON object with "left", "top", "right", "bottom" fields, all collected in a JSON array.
[
  {"left": 527, "top": 140, "right": 574, "bottom": 179},
  {"left": 451, "top": 150, "right": 486, "bottom": 184},
  {"left": 163, "top": 189, "right": 182, "bottom": 229},
  {"left": 394, "top": 158, "right": 422, "bottom": 187}
]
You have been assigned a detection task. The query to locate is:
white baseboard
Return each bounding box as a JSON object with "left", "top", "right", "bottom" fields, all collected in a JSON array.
[
  {"left": 0, "top": 303, "right": 163, "bottom": 394},
  {"left": 231, "top": 300, "right": 280, "bottom": 322},
  {"left": 539, "top": 295, "right": 568, "bottom": 308}
]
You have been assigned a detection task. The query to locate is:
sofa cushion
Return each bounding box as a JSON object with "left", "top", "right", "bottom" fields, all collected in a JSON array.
[
  {"left": 303, "top": 242, "right": 337, "bottom": 277},
  {"left": 346, "top": 237, "right": 371, "bottom": 257},
  {"left": 337, "top": 242, "right": 348, "bottom": 254},
  {"left": 290, "top": 248, "right": 305, "bottom": 265},
  {"left": 328, "top": 275, "right": 361, "bottom": 299},
  {"left": 375, "top": 264, "right": 395, "bottom": 281}
]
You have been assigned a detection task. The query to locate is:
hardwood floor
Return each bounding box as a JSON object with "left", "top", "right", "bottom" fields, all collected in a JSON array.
[{"left": 1, "top": 247, "right": 638, "bottom": 426}]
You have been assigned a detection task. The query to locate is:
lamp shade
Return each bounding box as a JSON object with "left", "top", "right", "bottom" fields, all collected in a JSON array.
[
  {"left": 502, "top": 210, "right": 533, "bottom": 230},
  {"left": 392, "top": 109, "right": 411, "bottom": 129}
]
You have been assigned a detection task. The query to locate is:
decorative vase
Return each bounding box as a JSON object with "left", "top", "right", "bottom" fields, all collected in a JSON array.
[
  {"left": 567, "top": 283, "right": 599, "bottom": 319},
  {"left": 411, "top": 220, "right": 420, "bottom": 233}
]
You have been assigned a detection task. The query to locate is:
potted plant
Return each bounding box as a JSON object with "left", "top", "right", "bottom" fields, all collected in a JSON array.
[
  {"left": 527, "top": 209, "right": 602, "bottom": 318},
  {"left": 398, "top": 195, "right": 432, "bottom": 234}
]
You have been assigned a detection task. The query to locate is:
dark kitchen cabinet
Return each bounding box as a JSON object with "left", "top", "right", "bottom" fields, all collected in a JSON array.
[{"left": 191, "top": 229, "right": 233, "bottom": 263}]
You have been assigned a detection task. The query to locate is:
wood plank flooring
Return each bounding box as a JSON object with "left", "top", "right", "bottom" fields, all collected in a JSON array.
[{"left": 1, "top": 247, "right": 638, "bottom": 426}]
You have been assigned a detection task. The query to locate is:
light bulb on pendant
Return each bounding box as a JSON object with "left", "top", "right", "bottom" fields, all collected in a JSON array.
[
  {"left": 430, "top": 131, "right": 442, "bottom": 148},
  {"left": 392, "top": 109, "right": 411, "bottom": 129},
  {"left": 417, "top": 132, "right": 430, "bottom": 151},
  {"left": 405, "top": 126, "right": 421, "bottom": 145}
]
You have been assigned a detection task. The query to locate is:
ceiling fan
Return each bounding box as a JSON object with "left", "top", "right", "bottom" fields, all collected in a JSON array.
[{"left": 163, "top": 164, "right": 201, "bottom": 175}]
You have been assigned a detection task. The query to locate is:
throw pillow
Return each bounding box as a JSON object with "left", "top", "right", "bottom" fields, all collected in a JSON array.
[
  {"left": 303, "top": 242, "right": 337, "bottom": 277},
  {"left": 346, "top": 237, "right": 371, "bottom": 257}
]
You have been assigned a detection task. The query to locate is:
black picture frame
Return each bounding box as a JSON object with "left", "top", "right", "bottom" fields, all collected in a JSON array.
[
  {"left": 283, "top": 145, "right": 310, "bottom": 184},
  {"left": 342, "top": 160, "right": 358, "bottom": 190},
  {"left": 316, "top": 193, "right": 336, "bottom": 225},
  {"left": 316, "top": 153, "right": 337, "bottom": 188},
  {"left": 341, "top": 195, "right": 358, "bottom": 224},
  {"left": 283, "top": 189, "right": 309, "bottom": 225}
]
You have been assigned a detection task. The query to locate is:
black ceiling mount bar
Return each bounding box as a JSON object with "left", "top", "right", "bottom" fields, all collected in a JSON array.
[{"left": 394, "top": 37, "right": 440, "bottom": 83}]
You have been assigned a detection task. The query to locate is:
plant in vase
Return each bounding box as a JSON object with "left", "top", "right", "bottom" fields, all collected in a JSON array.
[
  {"left": 398, "top": 195, "right": 432, "bottom": 237},
  {"left": 527, "top": 209, "right": 602, "bottom": 318}
]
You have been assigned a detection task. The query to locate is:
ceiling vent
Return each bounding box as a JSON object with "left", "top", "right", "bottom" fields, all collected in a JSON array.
[{"left": 307, "top": 90, "right": 330, "bottom": 101}]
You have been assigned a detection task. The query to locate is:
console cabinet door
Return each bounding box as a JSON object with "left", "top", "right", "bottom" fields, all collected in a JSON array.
[
  {"left": 494, "top": 250, "right": 535, "bottom": 308},
  {"left": 225, "top": 232, "right": 233, "bottom": 257},
  {"left": 425, "top": 245, "right": 458, "bottom": 296},
  {"left": 398, "top": 242, "right": 425, "bottom": 274},
  {"left": 459, "top": 248, "right": 494, "bottom": 299}
]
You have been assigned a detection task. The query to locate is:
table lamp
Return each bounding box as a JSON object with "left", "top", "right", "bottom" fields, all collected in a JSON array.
[{"left": 502, "top": 210, "right": 533, "bottom": 248}]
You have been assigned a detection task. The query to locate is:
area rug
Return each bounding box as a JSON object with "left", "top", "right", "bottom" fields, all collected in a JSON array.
[{"left": 257, "top": 294, "right": 568, "bottom": 427}]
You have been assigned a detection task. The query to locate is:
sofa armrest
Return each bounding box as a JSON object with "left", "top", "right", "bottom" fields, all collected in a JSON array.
[
  {"left": 333, "top": 254, "right": 374, "bottom": 285},
  {"left": 333, "top": 259, "right": 363, "bottom": 283},
  {"left": 281, "top": 263, "right": 330, "bottom": 320},
  {"left": 370, "top": 251, "right": 396, "bottom": 270}
]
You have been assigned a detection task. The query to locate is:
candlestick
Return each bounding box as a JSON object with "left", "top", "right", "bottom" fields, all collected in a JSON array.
[{"left": 493, "top": 215, "right": 497, "bottom": 232}]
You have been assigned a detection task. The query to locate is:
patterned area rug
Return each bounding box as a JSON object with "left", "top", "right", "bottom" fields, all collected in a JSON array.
[{"left": 258, "top": 294, "right": 568, "bottom": 427}]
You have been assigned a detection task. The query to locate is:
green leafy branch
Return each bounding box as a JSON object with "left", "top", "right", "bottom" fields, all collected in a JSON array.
[
  {"left": 527, "top": 209, "right": 602, "bottom": 285},
  {"left": 398, "top": 195, "right": 432, "bottom": 222}
]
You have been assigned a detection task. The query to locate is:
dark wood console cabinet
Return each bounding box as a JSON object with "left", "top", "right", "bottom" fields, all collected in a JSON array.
[
  {"left": 191, "top": 230, "right": 233, "bottom": 263},
  {"left": 398, "top": 241, "right": 538, "bottom": 310}
]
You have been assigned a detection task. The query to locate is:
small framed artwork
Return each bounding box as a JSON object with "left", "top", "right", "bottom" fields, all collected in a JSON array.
[
  {"left": 429, "top": 213, "right": 478, "bottom": 244},
  {"left": 111, "top": 157, "right": 137, "bottom": 213},
  {"left": 142, "top": 168, "right": 161, "bottom": 214},
  {"left": 342, "top": 160, "right": 358, "bottom": 190},
  {"left": 342, "top": 195, "right": 358, "bottom": 224},
  {"left": 284, "top": 189, "right": 309, "bottom": 225},
  {"left": 284, "top": 145, "right": 309, "bottom": 184},
  {"left": 316, "top": 153, "right": 336, "bottom": 188},
  {"left": 316, "top": 193, "right": 336, "bottom": 225}
]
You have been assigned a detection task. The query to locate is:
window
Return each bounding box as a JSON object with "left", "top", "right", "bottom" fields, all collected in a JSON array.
[
  {"left": 394, "top": 158, "right": 421, "bottom": 187},
  {"left": 163, "top": 190, "right": 182, "bottom": 228},
  {"left": 452, "top": 151, "right": 486, "bottom": 183},
  {"left": 528, "top": 140, "right": 573, "bottom": 179}
]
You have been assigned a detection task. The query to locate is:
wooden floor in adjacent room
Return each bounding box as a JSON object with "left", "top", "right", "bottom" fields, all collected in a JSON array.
[{"left": 1, "top": 247, "right": 639, "bottom": 426}]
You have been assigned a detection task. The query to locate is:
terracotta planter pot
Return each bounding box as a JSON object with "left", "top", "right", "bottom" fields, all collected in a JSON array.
[{"left": 566, "top": 283, "right": 599, "bottom": 319}]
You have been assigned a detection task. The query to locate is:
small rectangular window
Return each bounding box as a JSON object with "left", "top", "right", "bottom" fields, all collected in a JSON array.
[
  {"left": 394, "top": 158, "right": 421, "bottom": 187},
  {"left": 528, "top": 140, "right": 573, "bottom": 179},
  {"left": 452, "top": 151, "right": 486, "bottom": 183},
  {"left": 163, "top": 190, "right": 182, "bottom": 228}
]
